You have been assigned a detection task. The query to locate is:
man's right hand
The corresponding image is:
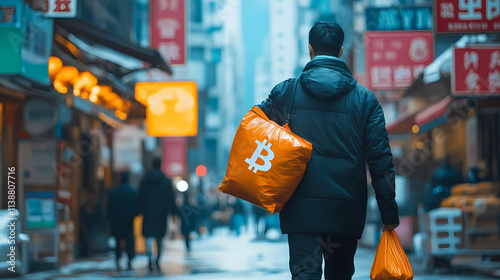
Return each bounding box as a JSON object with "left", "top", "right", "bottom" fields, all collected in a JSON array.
[{"left": 383, "top": 223, "right": 399, "bottom": 231}]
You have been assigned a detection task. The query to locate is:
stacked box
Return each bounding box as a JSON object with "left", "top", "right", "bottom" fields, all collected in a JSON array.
[
  {"left": 469, "top": 235, "right": 500, "bottom": 250},
  {"left": 58, "top": 221, "right": 75, "bottom": 265},
  {"left": 441, "top": 182, "right": 500, "bottom": 250}
]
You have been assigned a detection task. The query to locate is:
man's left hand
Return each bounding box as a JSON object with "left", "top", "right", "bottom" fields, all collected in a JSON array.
[{"left": 383, "top": 223, "right": 399, "bottom": 231}]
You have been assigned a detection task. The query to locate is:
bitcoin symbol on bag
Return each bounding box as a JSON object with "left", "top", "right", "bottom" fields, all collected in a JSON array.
[{"left": 245, "top": 139, "right": 275, "bottom": 173}]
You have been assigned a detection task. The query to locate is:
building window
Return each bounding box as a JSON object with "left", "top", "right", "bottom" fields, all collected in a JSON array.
[
  {"left": 191, "top": 0, "right": 202, "bottom": 24},
  {"left": 190, "top": 47, "right": 205, "bottom": 61}
]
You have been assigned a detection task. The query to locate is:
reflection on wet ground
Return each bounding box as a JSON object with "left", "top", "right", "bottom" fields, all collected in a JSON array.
[{"left": 21, "top": 229, "right": 499, "bottom": 280}]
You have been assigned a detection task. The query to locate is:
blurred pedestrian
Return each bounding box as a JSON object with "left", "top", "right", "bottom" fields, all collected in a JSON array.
[
  {"left": 228, "top": 197, "right": 245, "bottom": 236},
  {"left": 179, "top": 192, "right": 197, "bottom": 252},
  {"left": 107, "top": 172, "right": 138, "bottom": 270},
  {"left": 137, "top": 157, "right": 177, "bottom": 271},
  {"left": 258, "top": 22, "right": 399, "bottom": 279},
  {"left": 252, "top": 205, "right": 268, "bottom": 239},
  {"left": 424, "top": 157, "right": 463, "bottom": 212}
]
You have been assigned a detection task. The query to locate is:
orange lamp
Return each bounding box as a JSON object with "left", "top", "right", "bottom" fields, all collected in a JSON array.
[
  {"left": 73, "top": 72, "right": 98, "bottom": 97},
  {"left": 48, "top": 56, "right": 63, "bottom": 80},
  {"left": 54, "top": 66, "right": 79, "bottom": 94}
]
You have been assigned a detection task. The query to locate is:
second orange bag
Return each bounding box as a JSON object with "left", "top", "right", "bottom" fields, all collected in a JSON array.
[
  {"left": 219, "top": 106, "right": 312, "bottom": 213},
  {"left": 370, "top": 230, "right": 413, "bottom": 280}
]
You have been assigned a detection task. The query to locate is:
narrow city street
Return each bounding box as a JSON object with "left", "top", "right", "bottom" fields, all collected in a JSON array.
[
  {"left": 2, "top": 1, "right": 500, "bottom": 279},
  {"left": 21, "top": 229, "right": 500, "bottom": 280}
]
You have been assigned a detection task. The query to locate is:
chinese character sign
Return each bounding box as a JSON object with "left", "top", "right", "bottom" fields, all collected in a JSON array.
[
  {"left": 150, "top": 0, "right": 186, "bottom": 65},
  {"left": 453, "top": 46, "right": 500, "bottom": 96},
  {"left": 436, "top": 0, "right": 500, "bottom": 33},
  {"left": 45, "top": 0, "right": 78, "bottom": 18},
  {"left": 365, "top": 32, "right": 434, "bottom": 90}
]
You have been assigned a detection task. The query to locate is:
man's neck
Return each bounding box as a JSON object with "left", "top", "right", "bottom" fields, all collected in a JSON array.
[{"left": 313, "top": 55, "right": 340, "bottom": 60}]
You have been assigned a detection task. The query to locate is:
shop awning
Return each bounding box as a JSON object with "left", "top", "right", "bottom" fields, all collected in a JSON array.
[
  {"left": 386, "top": 113, "right": 416, "bottom": 134},
  {"left": 415, "top": 96, "right": 452, "bottom": 126},
  {"left": 54, "top": 19, "right": 172, "bottom": 75}
]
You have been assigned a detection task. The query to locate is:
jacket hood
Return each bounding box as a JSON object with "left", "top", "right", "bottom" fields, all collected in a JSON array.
[{"left": 299, "top": 57, "right": 357, "bottom": 99}]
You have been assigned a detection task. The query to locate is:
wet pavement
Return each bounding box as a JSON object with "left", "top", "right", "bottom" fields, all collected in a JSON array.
[{"left": 19, "top": 228, "right": 500, "bottom": 280}]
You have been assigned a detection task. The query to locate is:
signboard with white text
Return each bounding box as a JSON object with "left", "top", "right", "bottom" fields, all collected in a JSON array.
[
  {"left": 366, "top": 6, "right": 432, "bottom": 31},
  {"left": 150, "top": 0, "right": 186, "bottom": 65},
  {"left": 435, "top": 0, "right": 500, "bottom": 33},
  {"left": 365, "top": 31, "right": 434, "bottom": 90},
  {"left": 452, "top": 45, "right": 500, "bottom": 96}
]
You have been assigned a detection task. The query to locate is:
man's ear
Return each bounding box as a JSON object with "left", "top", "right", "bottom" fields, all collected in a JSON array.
[
  {"left": 338, "top": 46, "right": 344, "bottom": 58},
  {"left": 308, "top": 44, "right": 315, "bottom": 60}
]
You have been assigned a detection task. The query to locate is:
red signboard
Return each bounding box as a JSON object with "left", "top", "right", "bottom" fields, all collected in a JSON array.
[
  {"left": 435, "top": 0, "right": 500, "bottom": 33},
  {"left": 452, "top": 45, "right": 500, "bottom": 96},
  {"left": 365, "top": 31, "right": 434, "bottom": 90},
  {"left": 45, "top": 0, "right": 78, "bottom": 18},
  {"left": 162, "top": 137, "right": 187, "bottom": 177},
  {"left": 150, "top": 0, "right": 186, "bottom": 65}
]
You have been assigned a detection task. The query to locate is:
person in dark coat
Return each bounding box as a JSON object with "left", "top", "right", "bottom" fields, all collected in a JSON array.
[
  {"left": 137, "top": 157, "right": 177, "bottom": 271},
  {"left": 179, "top": 192, "right": 196, "bottom": 252},
  {"left": 107, "top": 172, "right": 138, "bottom": 270},
  {"left": 424, "top": 157, "right": 463, "bottom": 212},
  {"left": 258, "top": 22, "right": 399, "bottom": 280}
]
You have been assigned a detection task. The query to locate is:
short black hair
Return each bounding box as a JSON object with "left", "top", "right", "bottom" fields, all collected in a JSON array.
[
  {"left": 121, "top": 172, "right": 130, "bottom": 184},
  {"left": 152, "top": 157, "right": 162, "bottom": 169},
  {"left": 309, "top": 21, "right": 344, "bottom": 57}
]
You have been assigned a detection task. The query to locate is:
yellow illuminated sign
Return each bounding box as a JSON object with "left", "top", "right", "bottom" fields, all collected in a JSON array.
[{"left": 135, "top": 81, "right": 198, "bottom": 137}]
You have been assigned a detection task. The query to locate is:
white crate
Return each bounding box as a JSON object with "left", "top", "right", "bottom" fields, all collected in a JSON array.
[{"left": 428, "top": 208, "right": 463, "bottom": 255}]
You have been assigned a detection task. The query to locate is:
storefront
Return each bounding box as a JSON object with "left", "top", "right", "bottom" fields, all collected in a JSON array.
[
  {"left": 1, "top": 0, "right": 172, "bottom": 272},
  {"left": 377, "top": 34, "right": 500, "bottom": 257}
]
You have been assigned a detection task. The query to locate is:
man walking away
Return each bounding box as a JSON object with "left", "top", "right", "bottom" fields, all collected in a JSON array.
[
  {"left": 137, "top": 157, "right": 177, "bottom": 271},
  {"left": 258, "top": 22, "right": 399, "bottom": 280},
  {"left": 107, "top": 172, "right": 138, "bottom": 270}
]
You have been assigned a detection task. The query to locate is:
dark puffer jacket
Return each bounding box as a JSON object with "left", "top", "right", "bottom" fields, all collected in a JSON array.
[{"left": 258, "top": 57, "right": 399, "bottom": 239}]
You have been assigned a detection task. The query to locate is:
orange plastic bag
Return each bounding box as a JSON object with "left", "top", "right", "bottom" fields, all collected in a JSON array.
[
  {"left": 370, "top": 230, "right": 413, "bottom": 280},
  {"left": 219, "top": 106, "right": 312, "bottom": 213}
]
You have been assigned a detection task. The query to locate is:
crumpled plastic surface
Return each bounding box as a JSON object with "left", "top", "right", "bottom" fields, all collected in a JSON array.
[
  {"left": 219, "top": 106, "right": 312, "bottom": 213},
  {"left": 371, "top": 230, "right": 413, "bottom": 280}
]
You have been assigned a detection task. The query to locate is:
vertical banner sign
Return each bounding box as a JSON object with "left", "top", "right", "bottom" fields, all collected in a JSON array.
[
  {"left": 365, "top": 31, "right": 434, "bottom": 90},
  {"left": 150, "top": 0, "right": 187, "bottom": 65},
  {"left": 162, "top": 137, "right": 187, "bottom": 177},
  {"left": 453, "top": 45, "right": 500, "bottom": 96},
  {"left": 435, "top": 0, "right": 500, "bottom": 33}
]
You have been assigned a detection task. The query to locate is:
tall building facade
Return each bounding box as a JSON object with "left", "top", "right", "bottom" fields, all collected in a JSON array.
[{"left": 178, "top": 0, "right": 245, "bottom": 188}]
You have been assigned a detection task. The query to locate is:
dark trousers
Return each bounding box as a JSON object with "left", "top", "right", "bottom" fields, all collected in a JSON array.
[
  {"left": 114, "top": 234, "right": 135, "bottom": 261},
  {"left": 288, "top": 233, "right": 357, "bottom": 280}
]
